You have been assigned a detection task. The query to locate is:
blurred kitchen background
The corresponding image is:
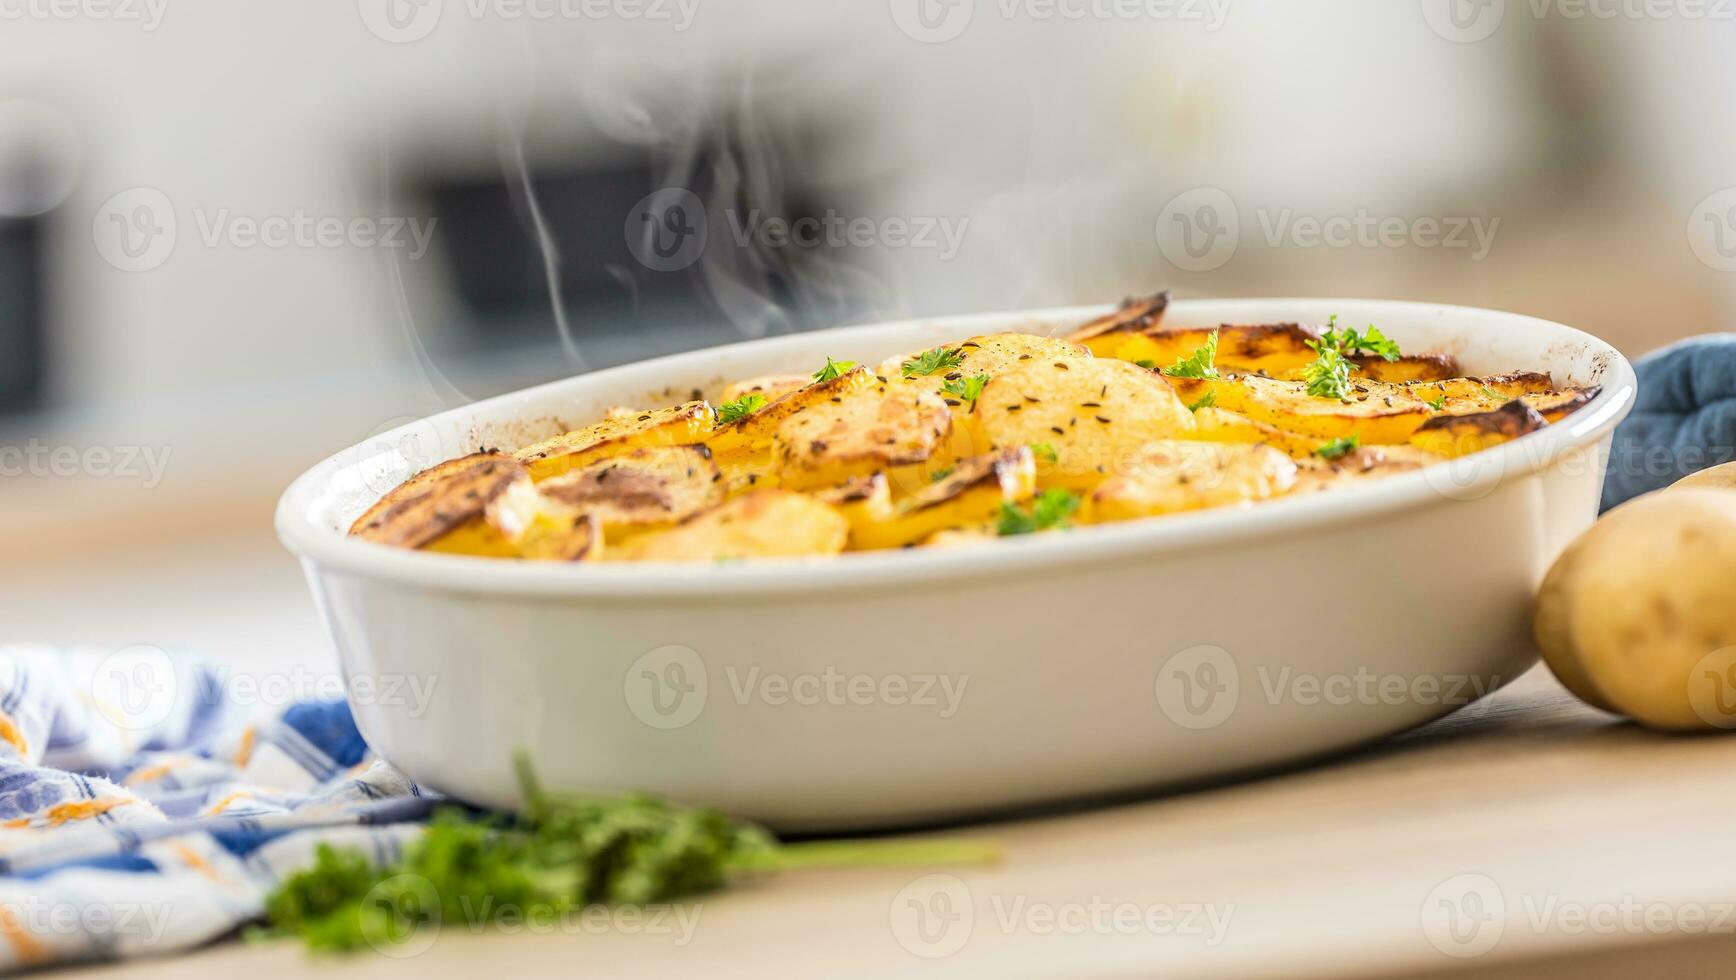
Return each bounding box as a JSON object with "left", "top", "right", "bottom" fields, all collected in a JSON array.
[{"left": 2, "top": 0, "right": 1733, "bottom": 672}]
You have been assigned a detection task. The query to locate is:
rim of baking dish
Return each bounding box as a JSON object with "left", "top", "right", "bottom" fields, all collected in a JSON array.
[{"left": 275, "top": 299, "right": 1638, "bottom": 599}]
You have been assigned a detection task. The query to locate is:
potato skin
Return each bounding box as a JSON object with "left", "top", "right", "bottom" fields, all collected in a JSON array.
[
  {"left": 1532, "top": 524, "right": 1618, "bottom": 713},
  {"left": 350, "top": 451, "right": 526, "bottom": 548},
  {"left": 517, "top": 401, "right": 713, "bottom": 481},
  {"left": 849, "top": 447, "right": 1036, "bottom": 551},
  {"left": 1673, "top": 461, "right": 1736, "bottom": 492},
  {"left": 1560, "top": 489, "right": 1736, "bottom": 730},
  {"left": 1409, "top": 401, "right": 1548, "bottom": 458},
  {"left": 536, "top": 445, "right": 724, "bottom": 534},
  {"left": 773, "top": 384, "right": 953, "bottom": 491}
]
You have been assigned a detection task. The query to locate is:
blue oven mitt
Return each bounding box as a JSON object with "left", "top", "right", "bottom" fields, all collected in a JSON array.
[{"left": 1602, "top": 334, "right": 1736, "bottom": 512}]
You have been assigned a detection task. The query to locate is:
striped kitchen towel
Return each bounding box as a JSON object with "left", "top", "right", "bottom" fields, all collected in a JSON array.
[{"left": 0, "top": 645, "right": 436, "bottom": 970}]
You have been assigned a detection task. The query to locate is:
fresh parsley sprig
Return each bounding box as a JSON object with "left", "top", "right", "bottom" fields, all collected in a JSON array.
[
  {"left": 1185, "top": 391, "right": 1217, "bottom": 413},
  {"left": 1162, "top": 330, "right": 1219, "bottom": 380},
  {"left": 812, "top": 357, "right": 856, "bottom": 383},
  {"left": 255, "top": 753, "right": 1000, "bottom": 954},
  {"left": 941, "top": 374, "right": 990, "bottom": 404},
  {"left": 715, "top": 393, "right": 767, "bottom": 424},
  {"left": 996, "top": 489, "right": 1081, "bottom": 536},
  {"left": 902, "top": 347, "right": 964, "bottom": 379},
  {"left": 1303, "top": 342, "right": 1354, "bottom": 402},
  {"left": 1320, "top": 315, "right": 1401, "bottom": 363}
]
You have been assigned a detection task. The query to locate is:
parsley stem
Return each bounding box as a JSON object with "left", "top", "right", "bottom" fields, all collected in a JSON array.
[{"left": 729, "top": 839, "right": 1003, "bottom": 874}]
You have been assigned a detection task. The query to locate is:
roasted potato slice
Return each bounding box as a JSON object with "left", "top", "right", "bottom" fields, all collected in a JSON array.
[
  {"left": 1189, "top": 406, "right": 1321, "bottom": 459},
  {"left": 974, "top": 356, "right": 1194, "bottom": 489},
  {"left": 350, "top": 451, "right": 526, "bottom": 551},
  {"left": 773, "top": 384, "right": 953, "bottom": 491},
  {"left": 719, "top": 373, "right": 812, "bottom": 406},
  {"left": 1408, "top": 400, "right": 1548, "bottom": 458},
  {"left": 850, "top": 447, "right": 1036, "bottom": 551},
  {"left": 1171, "top": 374, "right": 1433, "bottom": 445},
  {"left": 517, "top": 402, "right": 713, "bottom": 481},
  {"left": 1289, "top": 444, "right": 1443, "bottom": 494},
  {"left": 1520, "top": 385, "right": 1601, "bottom": 423},
  {"left": 1091, "top": 441, "right": 1297, "bottom": 522},
  {"left": 351, "top": 452, "right": 600, "bottom": 560},
  {"left": 920, "top": 526, "right": 997, "bottom": 549},
  {"left": 707, "top": 367, "right": 875, "bottom": 457},
  {"left": 812, "top": 473, "right": 895, "bottom": 548},
  {"left": 1405, "top": 371, "right": 1556, "bottom": 412},
  {"left": 535, "top": 445, "right": 723, "bottom": 539},
  {"left": 1065, "top": 292, "right": 1171, "bottom": 360},
  {"left": 882, "top": 333, "right": 1090, "bottom": 395},
  {"left": 1349, "top": 352, "right": 1461, "bottom": 383},
  {"left": 613, "top": 490, "right": 848, "bottom": 562}
]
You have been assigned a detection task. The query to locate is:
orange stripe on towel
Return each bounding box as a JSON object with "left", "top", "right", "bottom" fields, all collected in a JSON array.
[
  {"left": 38, "top": 798, "right": 133, "bottom": 827},
  {"left": 232, "top": 727, "right": 256, "bottom": 767},
  {"left": 204, "top": 791, "right": 252, "bottom": 816},
  {"left": 0, "top": 711, "right": 28, "bottom": 759},
  {"left": 125, "top": 760, "right": 184, "bottom": 786},
  {"left": 173, "top": 843, "right": 221, "bottom": 882},
  {"left": 0, "top": 904, "right": 45, "bottom": 965}
]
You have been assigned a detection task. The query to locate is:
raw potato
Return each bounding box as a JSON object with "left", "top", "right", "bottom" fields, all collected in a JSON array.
[
  {"left": 973, "top": 356, "right": 1194, "bottom": 489},
  {"left": 1092, "top": 441, "right": 1297, "bottom": 521},
  {"left": 615, "top": 490, "right": 848, "bottom": 562},
  {"left": 1541, "top": 489, "right": 1736, "bottom": 730},
  {"left": 517, "top": 402, "right": 713, "bottom": 481},
  {"left": 1673, "top": 461, "right": 1736, "bottom": 492}
]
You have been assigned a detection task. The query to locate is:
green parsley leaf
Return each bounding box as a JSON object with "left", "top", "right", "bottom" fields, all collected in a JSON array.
[
  {"left": 929, "top": 467, "right": 954, "bottom": 483},
  {"left": 1133, "top": 359, "right": 1158, "bottom": 370},
  {"left": 1303, "top": 342, "right": 1354, "bottom": 401},
  {"left": 1162, "top": 330, "right": 1220, "bottom": 380},
  {"left": 1319, "top": 315, "right": 1402, "bottom": 362},
  {"left": 812, "top": 357, "right": 856, "bottom": 383},
  {"left": 996, "top": 488, "right": 1081, "bottom": 537},
  {"left": 1186, "top": 391, "right": 1217, "bottom": 413},
  {"left": 1313, "top": 435, "right": 1361, "bottom": 460},
  {"left": 1480, "top": 385, "right": 1504, "bottom": 403},
  {"left": 941, "top": 373, "right": 990, "bottom": 403},
  {"left": 1030, "top": 442, "right": 1059, "bottom": 464},
  {"left": 715, "top": 392, "right": 767, "bottom": 425},
  {"left": 902, "top": 347, "right": 964, "bottom": 379},
  {"left": 257, "top": 752, "right": 1000, "bottom": 954},
  {"left": 1425, "top": 395, "right": 1447, "bottom": 411}
]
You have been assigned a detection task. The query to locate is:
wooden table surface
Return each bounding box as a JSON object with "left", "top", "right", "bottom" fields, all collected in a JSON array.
[{"left": 64, "top": 665, "right": 1736, "bottom": 979}]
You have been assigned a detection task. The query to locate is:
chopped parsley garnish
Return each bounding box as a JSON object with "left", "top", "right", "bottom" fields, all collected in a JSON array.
[
  {"left": 812, "top": 357, "right": 856, "bottom": 383},
  {"left": 1030, "top": 442, "right": 1059, "bottom": 464},
  {"left": 1425, "top": 395, "right": 1447, "bottom": 411},
  {"left": 941, "top": 373, "right": 990, "bottom": 403},
  {"left": 1314, "top": 435, "right": 1361, "bottom": 460},
  {"left": 1162, "top": 330, "right": 1220, "bottom": 380},
  {"left": 1320, "top": 315, "right": 1402, "bottom": 363},
  {"left": 255, "top": 752, "right": 999, "bottom": 953},
  {"left": 1303, "top": 342, "right": 1354, "bottom": 402},
  {"left": 902, "top": 347, "right": 965, "bottom": 378},
  {"left": 1480, "top": 385, "right": 1504, "bottom": 403},
  {"left": 929, "top": 467, "right": 954, "bottom": 483},
  {"left": 996, "top": 489, "right": 1081, "bottom": 537},
  {"left": 715, "top": 393, "right": 767, "bottom": 424},
  {"left": 1186, "top": 391, "right": 1217, "bottom": 413},
  {"left": 1133, "top": 359, "right": 1158, "bottom": 370}
]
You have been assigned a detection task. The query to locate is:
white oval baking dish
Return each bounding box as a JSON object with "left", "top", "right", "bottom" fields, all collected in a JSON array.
[{"left": 277, "top": 299, "right": 1636, "bottom": 830}]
